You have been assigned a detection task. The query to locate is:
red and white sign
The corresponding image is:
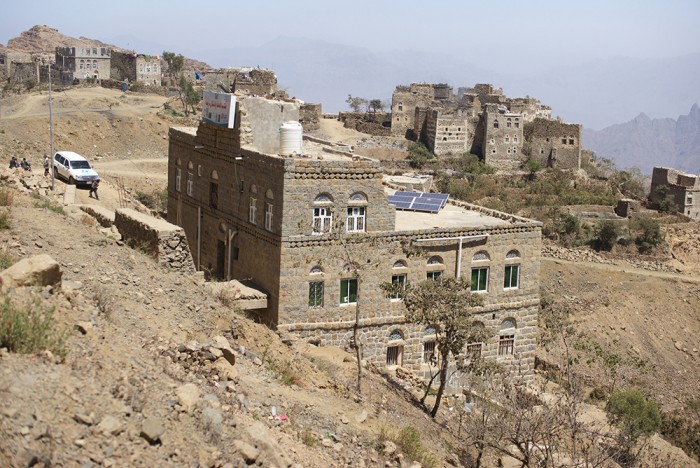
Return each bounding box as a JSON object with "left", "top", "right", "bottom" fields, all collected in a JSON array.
[{"left": 202, "top": 91, "right": 236, "bottom": 128}]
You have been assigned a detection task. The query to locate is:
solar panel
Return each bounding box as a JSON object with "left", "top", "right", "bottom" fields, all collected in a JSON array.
[{"left": 388, "top": 191, "right": 450, "bottom": 213}]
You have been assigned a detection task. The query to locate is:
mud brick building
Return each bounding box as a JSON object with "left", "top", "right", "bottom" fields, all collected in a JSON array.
[
  {"left": 650, "top": 167, "right": 700, "bottom": 219},
  {"left": 167, "top": 93, "right": 542, "bottom": 383},
  {"left": 525, "top": 118, "right": 582, "bottom": 170}
]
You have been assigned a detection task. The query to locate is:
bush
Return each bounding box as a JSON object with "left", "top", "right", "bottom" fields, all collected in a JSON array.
[
  {"left": 595, "top": 220, "right": 619, "bottom": 251},
  {"left": 381, "top": 425, "right": 438, "bottom": 468},
  {"left": 661, "top": 408, "right": 700, "bottom": 462},
  {"left": 0, "top": 210, "right": 10, "bottom": 230},
  {"left": 632, "top": 217, "right": 664, "bottom": 253},
  {"left": 0, "top": 251, "right": 16, "bottom": 270},
  {"left": 0, "top": 188, "right": 14, "bottom": 206},
  {"left": 407, "top": 142, "right": 435, "bottom": 169},
  {"left": 0, "top": 298, "right": 68, "bottom": 361},
  {"left": 607, "top": 389, "right": 661, "bottom": 441}
]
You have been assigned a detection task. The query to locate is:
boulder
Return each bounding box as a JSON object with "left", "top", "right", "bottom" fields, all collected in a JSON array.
[
  {"left": 176, "top": 383, "right": 201, "bottom": 413},
  {"left": 213, "top": 358, "right": 238, "bottom": 381},
  {"left": 1, "top": 254, "right": 62, "bottom": 288},
  {"left": 140, "top": 416, "right": 166, "bottom": 444},
  {"left": 96, "top": 415, "right": 123, "bottom": 436}
]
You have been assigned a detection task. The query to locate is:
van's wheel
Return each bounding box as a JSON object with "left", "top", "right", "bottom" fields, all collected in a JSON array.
[{"left": 68, "top": 176, "right": 75, "bottom": 185}]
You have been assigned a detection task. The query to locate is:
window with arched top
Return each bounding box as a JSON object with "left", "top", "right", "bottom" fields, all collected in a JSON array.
[
  {"left": 211, "top": 170, "right": 219, "bottom": 180},
  {"left": 393, "top": 260, "right": 407, "bottom": 269},
  {"left": 428, "top": 256, "right": 443, "bottom": 265},
  {"left": 388, "top": 330, "right": 404, "bottom": 341},
  {"left": 506, "top": 250, "right": 520, "bottom": 259},
  {"left": 472, "top": 251, "right": 490, "bottom": 261},
  {"left": 310, "top": 266, "right": 323, "bottom": 274},
  {"left": 501, "top": 318, "right": 517, "bottom": 330},
  {"left": 349, "top": 192, "right": 367, "bottom": 202},
  {"left": 266, "top": 189, "right": 273, "bottom": 200},
  {"left": 176, "top": 158, "right": 181, "bottom": 166},
  {"left": 250, "top": 184, "right": 257, "bottom": 194},
  {"left": 424, "top": 326, "right": 437, "bottom": 336},
  {"left": 314, "top": 193, "right": 332, "bottom": 203},
  {"left": 187, "top": 161, "right": 194, "bottom": 170}
]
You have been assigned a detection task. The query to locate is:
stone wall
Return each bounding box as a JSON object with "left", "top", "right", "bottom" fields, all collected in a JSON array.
[
  {"left": 338, "top": 112, "right": 391, "bottom": 136},
  {"left": 483, "top": 106, "right": 524, "bottom": 170},
  {"left": 391, "top": 84, "right": 436, "bottom": 137},
  {"left": 204, "top": 68, "right": 278, "bottom": 97},
  {"left": 423, "top": 108, "right": 479, "bottom": 156},
  {"left": 526, "top": 118, "right": 581, "bottom": 170},
  {"left": 115, "top": 208, "right": 195, "bottom": 273},
  {"left": 299, "top": 103, "right": 322, "bottom": 131}
]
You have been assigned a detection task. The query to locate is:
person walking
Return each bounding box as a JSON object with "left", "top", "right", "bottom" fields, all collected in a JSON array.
[
  {"left": 43, "top": 155, "right": 50, "bottom": 177},
  {"left": 89, "top": 179, "right": 100, "bottom": 200}
]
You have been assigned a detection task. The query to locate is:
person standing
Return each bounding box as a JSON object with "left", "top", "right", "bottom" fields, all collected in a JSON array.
[
  {"left": 43, "top": 155, "right": 50, "bottom": 177},
  {"left": 89, "top": 179, "right": 100, "bottom": 200}
]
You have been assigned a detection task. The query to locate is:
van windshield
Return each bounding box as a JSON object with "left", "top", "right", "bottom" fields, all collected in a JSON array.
[{"left": 70, "top": 161, "right": 91, "bottom": 169}]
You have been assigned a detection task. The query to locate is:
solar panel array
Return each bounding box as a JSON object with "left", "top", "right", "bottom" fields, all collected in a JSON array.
[{"left": 387, "top": 191, "right": 449, "bottom": 213}]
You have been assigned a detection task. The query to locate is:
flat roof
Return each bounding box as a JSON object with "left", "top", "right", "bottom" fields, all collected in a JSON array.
[{"left": 388, "top": 188, "right": 513, "bottom": 231}]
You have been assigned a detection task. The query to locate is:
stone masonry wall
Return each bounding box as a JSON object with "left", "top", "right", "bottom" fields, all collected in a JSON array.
[
  {"left": 483, "top": 106, "right": 524, "bottom": 170},
  {"left": 299, "top": 103, "right": 322, "bottom": 131},
  {"left": 115, "top": 208, "right": 195, "bottom": 273},
  {"left": 527, "top": 118, "right": 581, "bottom": 170},
  {"left": 391, "top": 84, "right": 435, "bottom": 137}
]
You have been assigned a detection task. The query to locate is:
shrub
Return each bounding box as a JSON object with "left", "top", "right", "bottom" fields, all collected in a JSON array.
[
  {"left": 0, "top": 298, "right": 68, "bottom": 361},
  {"left": 661, "top": 407, "right": 700, "bottom": 462},
  {"left": 407, "top": 142, "right": 435, "bottom": 169},
  {"left": 595, "top": 220, "right": 619, "bottom": 251},
  {"left": 381, "top": 425, "right": 438, "bottom": 468},
  {"left": 632, "top": 217, "right": 664, "bottom": 253},
  {"left": 0, "top": 251, "right": 16, "bottom": 270},
  {"left": 0, "top": 189, "right": 14, "bottom": 206},
  {"left": 607, "top": 389, "right": 661, "bottom": 441},
  {"left": 0, "top": 210, "right": 10, "bottom": 230}
]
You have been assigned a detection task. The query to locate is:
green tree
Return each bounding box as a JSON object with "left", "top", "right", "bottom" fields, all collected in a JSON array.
[
  {"left": 407, "top": 142, "right": 435, "bottom": 169},
  {"left": 163, "top": 51, "right": 185, "bottom": 84},
  {"left": 368, "top": 99, "right": 384, "bottom": 113},
  {"left": 345, "top": 94, "right": 367, "bottom": 113},
  {"left": 399, "top": 277, "right": 485, "bottom": 418},
  {"left": 524, "top": 159, "right": 542, "bottom": 180},
  {"left": 607, "top": 389, "right": 661, "bottom": 464},
  {"left": 632, "top": 217, "right": 664, "bottom": 253},
  {"left": 177, "top": 76, "right": 200, "bottom": 116}
]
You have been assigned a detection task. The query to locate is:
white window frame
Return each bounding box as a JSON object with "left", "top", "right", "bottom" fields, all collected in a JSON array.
[
  {"left": 308, "top": 281, "right": 324, "bottom": 308},
  {"left": 346, "top": 206, "right": 365, "bottom": 232},
  {"left": 471, "top": 267, "right": 489, "bottom": 293},
  {"left": 390, "top": 273, "right": 407, "bottom": 300},
  {"left": 504, "top": 264, "right": 520, "bottom": 290},
  {"left": 249, "top": 197, "right": 257, "bottom": 224},
  {"left": 186, "top": 173, "right": 194, "bottom": 197},
  {"left": 265, "top": 202, "right": 273, "bottom": 231},
  {"left": 175, "top": 168, "right": 181, "bottom": 192},
  {"left": 312, "top": 207, "right": 332, "bottom": 234},
  {"left": 340, "top": 278, "right": 357, "bottom": 305}
]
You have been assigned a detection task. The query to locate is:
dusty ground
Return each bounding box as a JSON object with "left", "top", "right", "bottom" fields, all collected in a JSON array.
[{"left": 0, "top": 87, "right": 699, "bottom": 466}]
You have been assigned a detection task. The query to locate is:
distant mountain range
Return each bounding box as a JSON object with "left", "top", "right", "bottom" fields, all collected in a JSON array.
[{"left": 583, "top": 104, "right": 700, "bottom": 175}]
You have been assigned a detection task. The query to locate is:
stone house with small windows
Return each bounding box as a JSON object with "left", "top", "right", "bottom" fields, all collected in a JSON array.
[
  {"left": 167, "top": 93, "right": 542, "bottom": 384},
  {"left": 55, "top": 46, "right": 111, "bottom": 83},
  {"left": 110, "top": 51, "right": 162, "bottom": 86},
  {"left": 650, "top": 167, "right": 700, "bottom": 219}
]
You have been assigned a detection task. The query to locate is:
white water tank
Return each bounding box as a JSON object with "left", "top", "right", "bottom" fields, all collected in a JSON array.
[{"left": 280, "top": 121, "right": 303, "bottom": 155}]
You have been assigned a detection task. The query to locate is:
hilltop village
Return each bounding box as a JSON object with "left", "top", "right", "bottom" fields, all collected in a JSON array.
[{"left": 1, "top": 25, "right": 700, "bottom": 467}]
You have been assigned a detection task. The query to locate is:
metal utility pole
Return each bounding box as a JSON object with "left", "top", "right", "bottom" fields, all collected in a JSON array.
[{"left": 48, "top": 61, "right": 55, "bottom": 191}]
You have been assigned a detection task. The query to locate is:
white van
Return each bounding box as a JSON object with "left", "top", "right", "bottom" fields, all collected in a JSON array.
[{"left": 53, "top": 151, "right": 100, "bottom": 185}]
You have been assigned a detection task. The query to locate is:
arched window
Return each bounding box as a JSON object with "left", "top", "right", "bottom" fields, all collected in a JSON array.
[
  {"left": 389, "top": 329, "right": 404, "bottom": 341},
  {"left": 176, "top": 158, "right": 181, "bottom": 166},
  {"left": 423, "top": 326, "right": 438, "bottom": 363},
  {"left": 506, "top": 250, "right": 520, "bottom": 259},
  {"left": 250, "top": 184, "right": 257, "bottom": 194},
  {"left": 187, "top": 161, "right": 194, "bottom": 170},
  {"left": 393, "top": 260, "right": 407, "bottom": 269},
  {"left": 428, "top": 256, "right": 443, "bottom": 265},
  {"left": 315, "top": 193, "right": 332, "bottom": 203},
  {"left": 349, "top": 192, "right": 367, "bottom": 203},
  {"left": 211, "top": 170, "right": 219, "bottom": 180},
  {"left": 472, "top": 251, "right": 490, "bottom": 261},
  {"left": 501, "top": 318, "right": 517, "bottom": 330},
  {"left": 310, "top": 266, "right": 323, "bottom": 274},
  {"left": 387, "top": 330, "right": 404, "bottom": 366},
  {"left": 266, "top": 189, "right": 273, "bottom": 200}
]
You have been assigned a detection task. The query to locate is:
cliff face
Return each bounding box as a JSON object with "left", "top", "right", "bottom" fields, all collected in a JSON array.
[{"left": 583, "top": 104, "right": 700, "bottom": 174}]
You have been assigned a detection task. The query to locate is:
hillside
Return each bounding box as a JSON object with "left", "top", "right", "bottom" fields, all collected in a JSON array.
[
  {"left": 583, "top": 104, "right": 700, "bottom": 174},
  {"left": 0, "top": 87, "right": 699, "bottom": 466},
  {"left": 6, "top": 25, "right": 123, "bottom": 53}
]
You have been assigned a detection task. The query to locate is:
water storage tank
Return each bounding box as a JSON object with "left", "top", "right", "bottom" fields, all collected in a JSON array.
[{"left": 280, "top": 121, "right": 303, "bottom": 155}]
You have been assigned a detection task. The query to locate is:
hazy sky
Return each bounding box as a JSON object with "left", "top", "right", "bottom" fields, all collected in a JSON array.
[{"left": 2, "top": 0, "right": 699, "bottom": 74}]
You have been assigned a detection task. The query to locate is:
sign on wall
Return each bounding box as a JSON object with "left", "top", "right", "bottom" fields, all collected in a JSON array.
[{"left": 202, "top": 91, "right": 236, "bottom": 128}]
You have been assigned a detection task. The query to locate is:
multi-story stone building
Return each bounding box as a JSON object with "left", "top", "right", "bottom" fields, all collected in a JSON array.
[
  {"left": 55, "top": 46, "right": 111, "bottom": 83},
  {"left": 424, "top": 107, "right": 479, "bottom": 156},
  {"left": 110, "top": 51, "right": 161, "bottom": 86},
  {"left": 167, "top": 93, "right": 542, "bottom": 383},
  {"left": 526, "top": 118, "right": 582, "bottom": 170},
  {"left": 650, "top": 167, "right": 700, "bottom": 219},
  {"left": 391, "top": 83, "right": 452, "bottom": 138},
  {"left": 483, "top": 104, "right": 524, "bottom": 170}
]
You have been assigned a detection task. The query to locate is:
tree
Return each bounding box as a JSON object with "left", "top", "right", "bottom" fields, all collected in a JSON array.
[
  {"left": 368, "top": 99, "right": 384, "bottom": 113},
  {"left": 163, "top": 51, "right": 185, "bottom": 84},
  {"left": 524, "top": 159, "right": 542, "bottom": 180},
  {"left": 407, "top": 142, "right": 435, "bottom": 169},
  {"left": 607, "top": 389, "right": 661, "bottom": 464},
  {"left": 399, "top": 277, "right": 485, "bottom": 418},
  {"left": 345, "top": 94, "right": 367, "bottom": 113},
  {"left": 595, "top": 220, "right": 619, "bottom": 251},
  {"left": 632, "top": 217, "right": 664, "bottom": 253},
  {"left": 177, "top": 76, "right": 200, "bottom": 116}
]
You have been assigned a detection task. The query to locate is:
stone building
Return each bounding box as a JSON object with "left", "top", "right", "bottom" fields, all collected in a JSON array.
[
  {"left": 424, "top": 107, "right": 479, "bottom": 156},
  {"left": 204, "top": 68, "right": 279, "bottom": 97},
  {"left": 167, "top": 93, "right": 542, "bottom": 383},
  {"left": 525, "top": 118, "right": 582, "bottom": 170},
  {"left": 55, "top": 46, "right": 111, "bottom": 83},
  {"left": 110, "top": 51, "right": 161, "bottom": 86},
  {"left": 483, "top": 104, "right": 524, "bottom": 170},
  {"left": 391, "top": 83, "right": 452, "bottom": 138},
  {"left": 650, "top": 167, "right": 700, "bottom": 219}
]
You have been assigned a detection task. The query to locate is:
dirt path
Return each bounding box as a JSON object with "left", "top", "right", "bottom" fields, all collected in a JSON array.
[{"left": 542, "top": 257, "right": 700, "bottom": 284}]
